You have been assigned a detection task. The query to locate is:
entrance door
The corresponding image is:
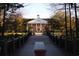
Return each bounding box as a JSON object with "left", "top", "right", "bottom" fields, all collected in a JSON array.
[{"left": 37, "top": 28, "right": 40, "bottom": 32}]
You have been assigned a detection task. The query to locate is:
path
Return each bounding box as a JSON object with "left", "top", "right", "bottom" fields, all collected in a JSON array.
[{"left": 14, "top": 35, "right": 67, "bottom": 56}]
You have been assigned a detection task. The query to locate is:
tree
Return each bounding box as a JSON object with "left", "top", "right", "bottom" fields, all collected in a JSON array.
[
  {"left": 2, "top": 3, "right": 24, "bottom": 33},
  {"left": 49, "top": 10, "right": 75, "bottom": 35}
]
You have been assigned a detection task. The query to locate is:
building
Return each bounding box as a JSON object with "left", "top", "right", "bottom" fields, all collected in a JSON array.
[{"left": 27, "top": 15, "right": 48, "bottom": 35}]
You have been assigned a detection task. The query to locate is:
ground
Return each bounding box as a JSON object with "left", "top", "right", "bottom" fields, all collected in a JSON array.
[{"left": 13, "top": 35, "right": 71, "bottom": 56}]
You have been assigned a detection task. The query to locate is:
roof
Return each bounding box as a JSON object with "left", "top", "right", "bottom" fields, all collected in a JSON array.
[{"left": 27, "top": 15, "right": 48, "bottom": 24}]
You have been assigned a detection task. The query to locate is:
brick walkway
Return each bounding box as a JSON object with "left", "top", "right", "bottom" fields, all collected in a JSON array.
[{"left": 14, "top": 35, "right": 68, "bottom": 56}]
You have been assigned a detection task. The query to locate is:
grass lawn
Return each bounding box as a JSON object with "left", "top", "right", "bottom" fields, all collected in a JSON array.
[
  {"left": 4, "top": 32, "right": 28, "bottom": 36},
  {"left": 0, "top": 32, "right": 28, "bottom": 41},
  {"left": 51, "top": 31, "right": 63, "bottom": 37}
]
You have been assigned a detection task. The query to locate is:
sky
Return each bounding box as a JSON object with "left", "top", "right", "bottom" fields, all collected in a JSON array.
[
  {"left": 8, "top": 3, "right": 64, "bottom": 19},
  {"left": 16, "top": 3, "right": 79, "bottom": 19},
  {"left": 19, "top": 3, "right": 52, "bottom": 19}
]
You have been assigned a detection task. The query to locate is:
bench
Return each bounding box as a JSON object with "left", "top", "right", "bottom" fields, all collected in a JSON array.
[{"left": 34, "top": 42, "right": 46, "bottom": 56}]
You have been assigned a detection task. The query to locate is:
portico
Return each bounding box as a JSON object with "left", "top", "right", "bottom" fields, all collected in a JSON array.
[{"left": 27, "top": 15, "right": 48, "bottom": 35}]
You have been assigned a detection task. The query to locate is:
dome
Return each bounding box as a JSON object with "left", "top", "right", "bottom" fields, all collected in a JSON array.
[{"left": 27, "top": 15, "right": 48, "bottom": 24}]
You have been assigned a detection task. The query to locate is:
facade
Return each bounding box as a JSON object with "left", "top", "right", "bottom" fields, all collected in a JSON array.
[{"left": 27, "top": 15, "right": 48, "bottom": 35}]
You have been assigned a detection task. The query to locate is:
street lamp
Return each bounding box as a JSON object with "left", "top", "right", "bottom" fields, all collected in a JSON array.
[{"left": 64, "top": 3, "right": 68, "bottom": 52}]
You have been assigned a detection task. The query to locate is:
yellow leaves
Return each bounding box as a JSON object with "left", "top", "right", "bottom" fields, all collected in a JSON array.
[
  {"left": 16, "top": 15, "right": 23, "bottom": 23},
  {"left": 50, "top": 10, "right": 76, "bottom": 31},
  {"left": 52, "top": 11, "right": 65, "bottom": 20}
]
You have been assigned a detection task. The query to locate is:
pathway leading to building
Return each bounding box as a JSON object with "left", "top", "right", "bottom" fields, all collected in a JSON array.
[{"left": 14, "top": 35, "right": 69, "bottom": 56}]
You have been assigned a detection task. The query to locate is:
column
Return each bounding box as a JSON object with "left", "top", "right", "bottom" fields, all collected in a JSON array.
[
  {"left": 39, "top": 24, "right": 40, "bottom": 32},
  {"left": 40, "top": 24, "right": 42, "bottom": 32},
  {"left": 36, "top": 24, "right": 37, "bottom": 32},
  {"left": 31, "top": 24, "right": 33, "bottom": 32},
  {"left": 27, "top": 24, "right": 28, "bottom": 31},
  {"left": 35, "top": 24, "right": 36, "bottom": 32}
]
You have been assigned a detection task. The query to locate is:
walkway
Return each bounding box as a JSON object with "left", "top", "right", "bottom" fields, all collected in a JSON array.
[{"left": 14, "top": 35, "right": 67, "bottom": 56}]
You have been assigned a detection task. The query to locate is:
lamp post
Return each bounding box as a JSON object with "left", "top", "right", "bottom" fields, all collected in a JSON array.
[
  {"left": 74, "top": 3, "right": 78, "bottom": 38},
  {"left": 64, "top": 3, "right": 68, "bottom": 52},
  {"left": 73, "top": 3, "right": 78, "bottom": 55},
  {"left": 69, "top": 4, "right": 72, "bottom": 41},
  {"left": 2, "top": 3, "right": 8, "bottom": 56}
]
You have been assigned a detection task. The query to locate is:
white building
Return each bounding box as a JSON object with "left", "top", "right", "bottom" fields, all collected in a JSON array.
[{"left": 27, "top": 15, "right": 48, "bottom": 35}]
